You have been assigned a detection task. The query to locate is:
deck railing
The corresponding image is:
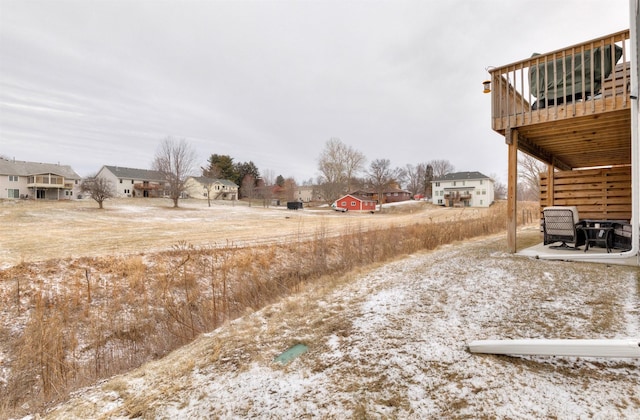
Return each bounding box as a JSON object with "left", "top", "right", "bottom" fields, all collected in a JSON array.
[
  {"left": 27, "top": 174, "right": 65, "bottom": 186},
  {"left": 134, "top": 182, "right": 164, "bottom": 190},
  {"left": 489, "top": 30, "right": 631, "bottom": 131}
]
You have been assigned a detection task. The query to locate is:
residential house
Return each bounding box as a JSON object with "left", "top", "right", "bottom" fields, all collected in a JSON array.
[
  {"left": 349, "top": 187, "right": 412, "bottom": 204},
  {"left": 296, "top": 185, "right": 324, "bottom": 202},
  {"left": 334, "top": 194, "right": 377, "bottom": 212},
  {"left": 0, "top": 157, "right": 81, "bottom": 200},
  {"left": 382, "top": 187, "right": 412, "bottom": 203},
  {"left": 184, "top": 176, "right": 238, "bottom": 200},
  {"left": 96, "top": 165, "right": 166, "bottom": 198},
  {"left": 432, "top": 172, "right": 494, "bottom": 208},
  {"left": 485, "top": 8, "right": 638, "bottom": 264}
]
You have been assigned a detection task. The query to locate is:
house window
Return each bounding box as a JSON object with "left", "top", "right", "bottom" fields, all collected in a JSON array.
[
  {"left": 435, "top": 182, "right": 440, "bottom": 187},
  {"left": 480, "top": 200, "right": 484, "bottom": 205},
  {"left": 480, "top": 180, "right": 483, "bottom": 185},
  {"left": 119, "top": 179, "right": 123, "bottom": 183},
  {"left": 8, "top": 189, "right": 19, "bottom": 198},
  {"left": 8, "top": 175, "right": 18, "bottom": 182},
  {"left": 351, "top": 201, "right": 356, "bottom": 206},
  {"left": 131, "top": 180, "right": 134, "bottom": 184},
  {"left": 341, "top": 201, "right": 347, "bottom": 206},
  {"left": 482, "top": 190, "right": 486, "bottom": 195},
  {"left": 393, "top": 192, "right": 398, "bottom": 196},
  {"left": 453, "top": 181, "right": 456, "bottom": 186}
]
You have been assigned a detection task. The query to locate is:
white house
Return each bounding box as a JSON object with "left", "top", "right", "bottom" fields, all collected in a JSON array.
[
  {"left": 184, "top": 176, "right": 238, "bottom": 200},
  {"left": 96, "top": 165, "right": 166, "bottom": 198},
  {"left": 432, "top": 171, "right": 494, "bottom": 207},
  {"left": 0, "top": 157, "right": 81, "bottom": 200}
]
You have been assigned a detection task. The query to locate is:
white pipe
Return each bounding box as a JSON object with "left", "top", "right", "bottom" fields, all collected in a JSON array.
[
  {"left": 538, "top": 4, "right": 639, "bottom": 263},
  {"left": 469, "top": 339, "right": 640, "bottom": 358}
]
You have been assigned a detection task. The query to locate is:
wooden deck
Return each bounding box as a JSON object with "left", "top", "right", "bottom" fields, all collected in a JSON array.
[
  {"left": 489, "top": 30, "right": 632, "bottom": 170},
  {"left": 487, "top": 29, "right": 636, "bottom": 255}
]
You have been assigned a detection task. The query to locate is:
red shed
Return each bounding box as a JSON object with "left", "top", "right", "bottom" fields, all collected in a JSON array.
[{"left": 334, "top": 194, "right": 377, "bottom": 212}]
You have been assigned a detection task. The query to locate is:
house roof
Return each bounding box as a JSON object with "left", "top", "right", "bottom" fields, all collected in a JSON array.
[
  {"left": 190, "top": 176, "right": 238, "bottom": 187},
  {"left": 102, "top": 165, "right": 166, "bottom": 181},
  {"left": 337, "top": 194, "right": 376, "bottom": 203},
  {"left": 433, "top": 171, "right": 491, "bottom": 182},
  {"left": 0, "top": 158, "right": 81, "bottom": 179},
  {"left": 349, "top": 188, "right": 411, "bottom": 195}
]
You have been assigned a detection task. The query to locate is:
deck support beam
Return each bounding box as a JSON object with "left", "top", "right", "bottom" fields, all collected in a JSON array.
[
  {"left": 516, "top": 133, "right": 572, "bottom": 171},
  {"left": 506, "top": 128, "right": 518, "bottom": 253}
]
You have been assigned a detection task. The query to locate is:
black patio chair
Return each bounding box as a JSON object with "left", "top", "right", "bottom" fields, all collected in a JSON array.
[{"left": 542, "top": 206, "right": 585, "bottom": 250}]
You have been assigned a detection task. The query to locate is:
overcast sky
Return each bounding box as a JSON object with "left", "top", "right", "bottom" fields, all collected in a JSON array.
[{"left": 0, "top": 0, "right": 631, "bottom": 184}]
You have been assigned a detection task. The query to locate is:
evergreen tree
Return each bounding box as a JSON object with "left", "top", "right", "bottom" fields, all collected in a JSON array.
[{"left": 206, "top": 154, "right": 237, "bottom": 181}]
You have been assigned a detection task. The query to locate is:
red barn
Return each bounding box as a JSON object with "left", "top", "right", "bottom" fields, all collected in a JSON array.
[{"left": 333, "top": 194, "right": 377, "bottom": 212}]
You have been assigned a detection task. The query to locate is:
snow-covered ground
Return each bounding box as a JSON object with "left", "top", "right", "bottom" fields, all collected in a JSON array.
[{"left": 43, "top": 233, "right": 640, "bottom": 419}]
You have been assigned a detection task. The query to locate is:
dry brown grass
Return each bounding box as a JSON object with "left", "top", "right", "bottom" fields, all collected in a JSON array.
[
  {"left": 0, "top": 198, "right": 525, "bottom": 266},
  {"left": 40, "top": 228, "right": 639, "bottom": 419},
  {"left": 0, "top": 199, "right": 540, "bottom": 418}
]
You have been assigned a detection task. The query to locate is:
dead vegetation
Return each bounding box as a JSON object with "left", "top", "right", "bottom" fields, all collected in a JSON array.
[
  {"left": 0, "top": 199, "right": 539, "bottom": 417},
  {"left": 43, "top": 230, "right": 640, "bottom": 419}
]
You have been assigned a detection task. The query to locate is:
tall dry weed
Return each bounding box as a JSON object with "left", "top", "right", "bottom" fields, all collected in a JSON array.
[{"left": 1, "top": 203, "right": 529, "bottom": 417}]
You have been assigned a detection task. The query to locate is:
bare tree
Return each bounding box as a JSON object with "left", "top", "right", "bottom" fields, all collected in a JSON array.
[
  {"left": 80, "top": 174, "right": 115, "bottom": 209},
  {"left": 367, "top": 158, "right": 399, "bottom": 207},
  {"left": 490, "top": 173, "right": 507, "bottom": 200},
  {"left": 261, "top": 169, "right": 276, "bottom": 187},
  {"left": 202, "top": 178, "right": 216, "bottom": 207},
  {"left": 317, "top": 138, "right": 365, "bottom": 202},
  {"left": 152, "top": 137, "right": 198, "bottom": 208},
  {"left": 405, "top": 164, "right": 421, "bottom": 197},
  {"left": 518, "top": 153, "right": 547, "bottom": 201},
  {"left": 344, "top": 144, "right": 366, "bottom": 192},
  {"left": 405, "top": 163, "right": 433, "bottom": 197},
  {"left": 317, "top": 138, "right": 347, "bottom": 201},
  {"left": 199, "top": 166, "right": 222, "bottom": 207},
  {"left": 283, "top": 177, "right": 297, "bottom": 202},
  {"left": 241, "top": 174, "right": 256, "bottom": 206},
  {"left": 429, "top": 159, "right": 455, "bottom": 178}
]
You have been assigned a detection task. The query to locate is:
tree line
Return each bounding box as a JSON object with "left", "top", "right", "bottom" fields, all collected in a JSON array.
[{"left": 83, "top": 136, "right": 539, "bottom": 209}]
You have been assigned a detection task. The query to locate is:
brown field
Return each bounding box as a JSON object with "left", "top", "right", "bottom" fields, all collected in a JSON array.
[
  {"left": 2, "top": 197, "right": 535, "bottom": 417},
  {"left": 0, "top": 198, "right": 499, "bottom": 267}
]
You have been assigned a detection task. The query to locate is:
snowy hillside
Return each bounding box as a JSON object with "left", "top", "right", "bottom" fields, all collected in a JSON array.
[{"left": 42, "top": 231, "right": 640, "bottom": 419}]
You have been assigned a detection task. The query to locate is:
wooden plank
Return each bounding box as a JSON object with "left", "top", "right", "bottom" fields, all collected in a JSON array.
[
  {"left": 539, "top": 166, "right": 632, "bottom": 220},
  {"left": 507, "top": 130, "right": 518, "bottom": 253}
]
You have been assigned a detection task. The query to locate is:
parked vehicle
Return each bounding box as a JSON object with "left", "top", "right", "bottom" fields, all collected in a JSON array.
[{"left": 331, "top": 202, "right": 347, "bottom": 212}]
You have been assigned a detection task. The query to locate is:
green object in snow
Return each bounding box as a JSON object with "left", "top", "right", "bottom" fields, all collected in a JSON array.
[{"left": 274, "top": 343, "right": 308, "bottom": 364}]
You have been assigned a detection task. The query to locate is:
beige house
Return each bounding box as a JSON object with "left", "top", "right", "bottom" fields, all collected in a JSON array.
[
  {"left": 96, "top": 165, "right": 166, "bottom": 198},
  {"left": 0, "top": 157, "right": 81, "bottom": 200},
  {"left": 184, "top": 176, "right": 238, "bottom": 200},
  {"left": 295, "top": 185, "right": 324, "bottom": 202}
]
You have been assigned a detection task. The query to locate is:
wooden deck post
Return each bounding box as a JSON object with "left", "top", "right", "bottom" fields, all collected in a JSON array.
[
  {"left": 546, "top": 164, "right": 555, "bottom": 206},
  {"left": 506, "top": 128, "right": 518, "bottom": 253}
]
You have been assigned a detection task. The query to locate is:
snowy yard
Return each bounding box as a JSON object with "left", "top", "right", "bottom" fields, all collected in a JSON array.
[{"left": 44, "top": 232, "right": 640, "bottom": 419}]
